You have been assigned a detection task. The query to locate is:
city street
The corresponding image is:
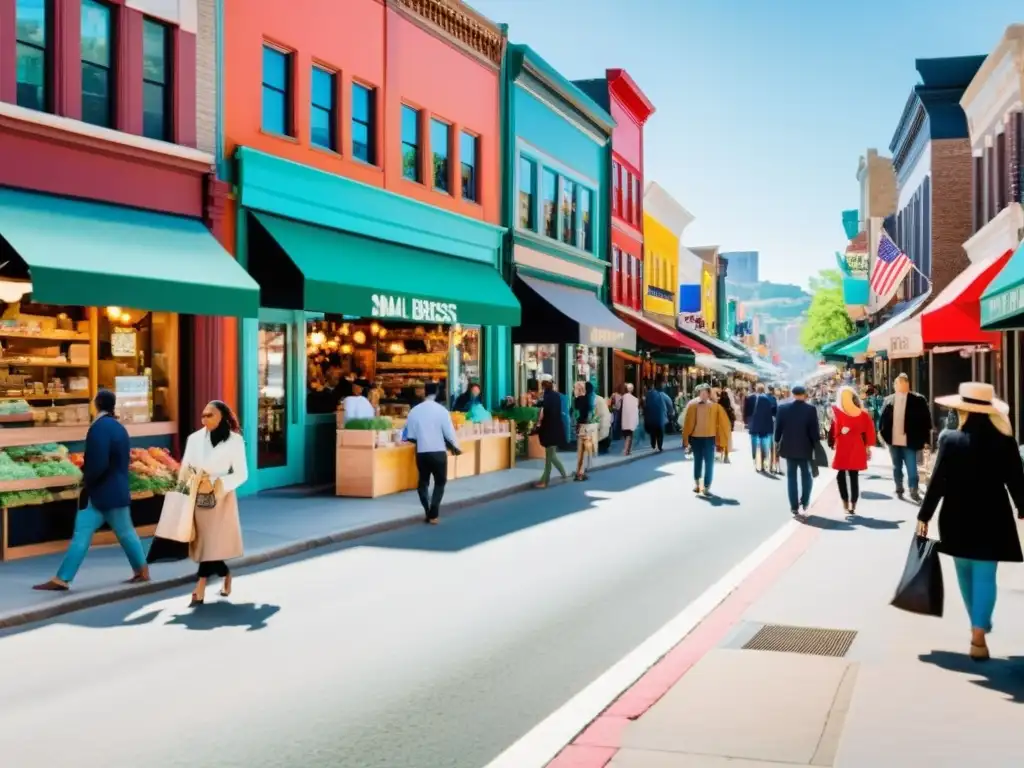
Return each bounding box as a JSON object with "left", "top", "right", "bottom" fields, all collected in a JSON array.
[{"left": 0, "top": 444, "right": 806, "bottom": 768}]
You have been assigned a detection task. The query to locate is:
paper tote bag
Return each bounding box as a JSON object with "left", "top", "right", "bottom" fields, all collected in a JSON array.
[
  {"left": 154, "top": 486, "right": 197, "bottom": 544},
  {"left": 891, "top": 535, "right": 944, "bottom": 617}
]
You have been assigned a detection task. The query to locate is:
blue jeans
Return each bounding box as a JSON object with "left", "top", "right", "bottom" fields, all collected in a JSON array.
[
  {"left": 691, "top": 437, "right": 716, "bottom": 488},
  {"left": 57, "top": 504, "right": 146, "bottom": 583},
  {"left": 953, "top": 558, "right": 998, "bottom": 632},
  {"left": 751, "top": 433, "right": 772, "bottom": 464},
  {"left": 889, "top": 446, "right": 920, "bottom": 491},
  {"left": 786, "top": 459, "right": 813, "bottom": 510}
]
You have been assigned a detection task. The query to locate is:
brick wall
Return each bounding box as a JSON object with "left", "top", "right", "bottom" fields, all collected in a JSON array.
[
  {"left": 196, "top": 0, "right": 217, "bottom": 156},
  {"left": 866, "top": 153, "right": 897, "bottom": 218},
  {"left": 929, "top": 138, "right": 973, "bottom": 296}
]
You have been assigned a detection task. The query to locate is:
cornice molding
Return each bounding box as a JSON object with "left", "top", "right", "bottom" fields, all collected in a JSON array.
[{"left": 388, "top": 0, "right": 504, "bottom": 68}]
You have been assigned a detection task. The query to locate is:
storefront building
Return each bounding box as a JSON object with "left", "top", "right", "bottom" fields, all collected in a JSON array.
[
  {"left": 222, "top": 0, "right": 518, "bottom": 492},
  {"left": 969, "top": 25, "right": 1024, "bottom": 437},
  {"left": 502, "top": 44, "right": 633, "bottom": 407},
  {"left": 0, "top": 0, "right": 258, "bottom": 557}
]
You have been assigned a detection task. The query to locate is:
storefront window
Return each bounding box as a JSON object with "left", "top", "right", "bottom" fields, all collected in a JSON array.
[
  {"left": 573, "top": 345, "right": 602, "bottom": 393},
  {"left": 449, "top": 325, "right": 480, "bottom": 407},
  {"left": 514, "top": 343, "right": 558, "bottom": 405},
  {"left": 257, "top": 323, "right": 288, "bottom": 468}
]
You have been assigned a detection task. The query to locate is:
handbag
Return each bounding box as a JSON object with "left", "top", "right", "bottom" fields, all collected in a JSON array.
[
  {"left": 813, "top": 441, "right": 829, "bottom": 468},
  {"left": 891, "top": 535, "right": 944, "bottom": 617}
]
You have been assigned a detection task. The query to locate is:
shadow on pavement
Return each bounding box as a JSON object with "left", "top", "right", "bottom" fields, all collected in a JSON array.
[
  {"left": 165, "top": 602, "right": 281, "bottom": 632},
  {"left": 919, "top": 651, "right": 1024, "bottom": 703},
  {"left": 696, "top": 494, "right": 740, "bottom": 508},
  {"left": 860, "top": 490, "right": 893, "bottom": 501},
  {"left": 802, "top": 515, "right": 904, "bottom": 531}
]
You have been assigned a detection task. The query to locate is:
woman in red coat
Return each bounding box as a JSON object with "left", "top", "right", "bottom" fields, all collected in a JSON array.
[{"left": 828, "top": 387, "right": 876, "bottom": 516}]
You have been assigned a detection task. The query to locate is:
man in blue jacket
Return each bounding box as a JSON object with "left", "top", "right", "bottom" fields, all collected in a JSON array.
[
  {"left": 746, "top": 383, "right": 776, "bottom": 472},
  {"left": 774, "top": 384, "right": 821, "bottom": 515},
  {"left": 34, "top": 389, "right": 149, "bottom": 591}
]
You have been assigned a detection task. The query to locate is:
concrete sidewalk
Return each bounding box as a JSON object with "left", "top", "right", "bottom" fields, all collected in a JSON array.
[
  {"left": 555, "top": 455, "right": 1024, "bottom": 767},
  {"left": 0, "top": 440, "right": 684, "bottom": 630}
]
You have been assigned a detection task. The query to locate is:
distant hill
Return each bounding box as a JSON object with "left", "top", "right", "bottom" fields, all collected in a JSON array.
[
  {"left": 727, "top": 279, "right": 811, "bottom": 335},
  {"left": 726, "top": 280, "right": 809, "bottom": 302}
]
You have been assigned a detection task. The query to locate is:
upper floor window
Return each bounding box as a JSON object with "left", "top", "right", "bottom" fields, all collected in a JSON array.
[
  {"left": 261, "top": 45, "right": 292, "bottom": 136},
  {"left": 431, "top": 118, "right": 450, "bottom": 193},
  {"left": 560, "top": 179, "right": 577, "bottom": 246},
  {"left": 623, "top": 170, "right": 632, "bottom": 223},
  {"left": 81, "top": 0, "right": 113, "bottom": 128},
  {"left": 578, "top": 188, "right": 592, "bottom": 252},
  {"left": 460, "top": 131, "right": 478, "bottom": 202},
  {"left": 15, "top": 0, "right": 49, "bottom": 112},
  {"left": 351, "top": 83, "right": 375, "bottom": 164},
  {"left": 142, "top": 19, "right": 170, "bottom": 141},
  {"left": 518, "top": 156, "right": 535, "bottom": 230},
  {"left": 310, "top": 65, "right": 336, "bottom": 151},
  {"left": 612, "top": 161, "right": 621, "bottom": 216},
  {"left": 542, "top": 169, "right": 557, "bottom": 238},
  {"left": 633, "top": 177, "right": 642, "bottom": 225},
  {"left": 401, "top": 105, "right": 421, "bottom": 182}
]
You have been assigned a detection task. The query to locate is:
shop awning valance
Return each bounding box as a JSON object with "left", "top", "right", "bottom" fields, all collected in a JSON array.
[
  {"left": 919, "top": 249, "right": 1012, "bottom": 347},
  {"left": 980, "top": 239, "right": 1024, "bottom": 330},
  {"left": 618, "top": 312, "right": 710, "bottom": 353},
  {"left": 835, "top": 292, "right": 930, "bottom": 358},
  {"left": 511, "top": 275, "right": 635, "bottom": 349},
  {"left": 0, "top": 187, "right": 260, "bottom": 317},
  {"left": 652, "top": 351, "right": 695, "bottom": 366},
  {"left": 251, "top": 212, "right": 520, "bottom": 327},
  {"left": 694, "top": 353, "right": 734, "bottom": 375},
  {"left": 865, "top": 290, "right": 931, "bottom": 358},
  {"left": 677, "top": 325, "right": 746, "bottom": 359},
  {"left": 820, "top": 330, "right": 865, "bottom": 358}
]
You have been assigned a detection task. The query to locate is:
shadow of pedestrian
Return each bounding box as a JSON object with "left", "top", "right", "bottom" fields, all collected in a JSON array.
[
  {"left": 696, "top": 494, "right": 741, "bottom": 508},
  {"left": 918, "top": 650, "right": 1024, "bottom": 703},
  {"left": 165, "top": 602, "right": 280, "bottom": 632},
  {"left": 802, "top": 515, "right": 903, "bottom": 531},
  {"left": 860, "top": 490, "right": 893, "bottom": 500}
]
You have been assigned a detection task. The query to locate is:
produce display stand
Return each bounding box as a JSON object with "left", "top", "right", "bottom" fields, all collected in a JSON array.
[{"left": 335, "top": 425, "right": 517, "bottom": 498}]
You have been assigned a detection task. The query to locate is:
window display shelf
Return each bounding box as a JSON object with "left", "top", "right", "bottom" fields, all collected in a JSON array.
[
  {"left": 0, "top": 421, "right": 178, "bottom": 448},
  {"left": 0, "top": 475, "right": 80, "bottom": 492},
  {"left": 0, "top": 331, "right": 90, "bottom": 342}
]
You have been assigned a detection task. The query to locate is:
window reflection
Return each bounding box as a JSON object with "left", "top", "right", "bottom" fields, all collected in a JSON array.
[{"left": 257, "top": 323, "right": 288, "bottom": 469}]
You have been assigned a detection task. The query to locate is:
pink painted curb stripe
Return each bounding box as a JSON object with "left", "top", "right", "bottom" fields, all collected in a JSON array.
[{"left": 547, "top": 494, "right": 839, "bottom": 767}]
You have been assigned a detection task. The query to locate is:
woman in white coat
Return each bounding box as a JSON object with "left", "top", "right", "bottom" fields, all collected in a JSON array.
[
  {"left": 183, "top": 400, "right": 248, "bottom": 605},
  {"left": 620, "top": 383, "right": 639, "bottom": 455}
]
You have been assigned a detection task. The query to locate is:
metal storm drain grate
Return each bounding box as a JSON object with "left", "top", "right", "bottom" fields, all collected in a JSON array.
[{"left": 742, "top": 624, "right": 857, "bottom": 658}]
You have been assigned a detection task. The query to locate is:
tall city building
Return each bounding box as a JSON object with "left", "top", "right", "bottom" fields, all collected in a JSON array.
[{"left": 721, "top": 250, "right": 759, "bottom": 283}]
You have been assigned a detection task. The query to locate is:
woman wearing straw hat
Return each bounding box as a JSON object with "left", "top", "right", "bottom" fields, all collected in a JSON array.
[{"left": 917, "top": 382, "right": 1024, "bottom": 661}]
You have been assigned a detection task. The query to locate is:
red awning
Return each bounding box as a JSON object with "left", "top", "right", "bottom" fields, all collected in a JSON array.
[
  {"left": 920, "top": 249, "right": 1014, "bottom": 347},
  {"left": 617, "top": 312, "right": 712, "bottom": 353}
]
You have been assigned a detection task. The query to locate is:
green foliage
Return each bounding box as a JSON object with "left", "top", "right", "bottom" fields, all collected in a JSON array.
[
  {"left": 800, "top": 269, "right": 853, "bottom": 354},
  {"left": 492, "top": 406, "right": 539, "bottom": 435},
  {"left": 344, "top": 417, "right": 394, "bottom": 431}
]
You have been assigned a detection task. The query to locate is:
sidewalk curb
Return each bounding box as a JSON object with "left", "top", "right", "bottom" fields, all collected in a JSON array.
[{"left": 0, "top": 445, "right": 681, "bottom": 632}]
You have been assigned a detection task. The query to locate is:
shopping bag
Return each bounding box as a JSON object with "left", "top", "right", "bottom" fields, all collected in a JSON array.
[
  {"left": 813, "top": 441, "right": 829, "bottom": 468},
  {"left": 153, "top": 479, "right": 198, "bottom": 544},
  {"left": 890, "top": 535, "right": 944, "bottom": 617}
]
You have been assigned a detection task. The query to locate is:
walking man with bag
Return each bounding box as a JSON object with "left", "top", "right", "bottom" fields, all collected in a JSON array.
[
  {"left": 774, "top": 384, "right": 820, "bottom": 516},
  {"left": 34, "top": 389, "right": 149, "bottom": 591},
  {"left": 879, "top": 373, "right": 932, "bottom": 501}
]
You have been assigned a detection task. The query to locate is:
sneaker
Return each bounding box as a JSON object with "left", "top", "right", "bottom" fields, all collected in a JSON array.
[
  {"left": 895, "top": 488, "right": 905, "bottom": 499},
  {"left": 701, "top": 487, "right": 711, "bottom": 497},
  {"left": 910, "top": 489, "right": 922, "bottom": 502},
  {"left": 693, "top": 484, "right": 701, "bottom": 494}
]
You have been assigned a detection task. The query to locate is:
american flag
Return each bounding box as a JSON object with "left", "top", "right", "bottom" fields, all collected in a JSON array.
[{"left": 870, "top": 231, "right": 912, "bottom": 303}]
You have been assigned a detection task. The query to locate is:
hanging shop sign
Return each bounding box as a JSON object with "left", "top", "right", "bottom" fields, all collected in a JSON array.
[
  {"left": 370, "top": 294, "right": 458, "bottom": 324},
  {"left": 678, "top": 313, "right": 706, "bottom": 332},
  {"left": 982, "top": 284, "right": 1024, "bottom": 328},
  {"left": 586, "top": 326, "right": 627, "bottom": 346},
  {"left": 111, "top": 329, "right": 138, "bottom": 358},
  {"left": 845, "top": 250, "right": 869, "bottom": 275}
]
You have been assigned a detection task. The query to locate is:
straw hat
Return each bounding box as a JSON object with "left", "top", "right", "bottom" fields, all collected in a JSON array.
[{"left": 935, "top": 382, "right": 1009, "bottom": 417}]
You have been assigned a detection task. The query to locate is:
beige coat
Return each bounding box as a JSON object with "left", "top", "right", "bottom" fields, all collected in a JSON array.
[{"left": 180, "top": 429, "right": 248, "bottom": 563}]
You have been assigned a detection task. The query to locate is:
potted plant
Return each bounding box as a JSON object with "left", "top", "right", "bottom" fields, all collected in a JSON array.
[
  {"left": 493, "top": 406, "right": 543, "bottom": 459},
  {"left": 338, "top": 417, "right": 394, "bottom": 447}
]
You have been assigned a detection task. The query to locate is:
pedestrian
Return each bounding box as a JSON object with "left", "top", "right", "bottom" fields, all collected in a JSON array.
[
  {"left": 774, "top": 384, "right": 820, "bottom": 516},
  {"left": 681, "top": 384, "right": 731, "bottom": 495},
  {"left": 534, "top": 378, "right": 568, "bottom": 488},
  {"left": 746, "top": 383, "right": 776, "bottom": 472},
  {"left": 594, "top": 388, "right": 613, "bottom": 455},
  {"left": 643, "top": 378, "right": 672, "bottom": 452},
  {"left": 828, "top": 386, "right": 875, "bottom": 517},
  {"left": 717, "top": 388, "right": 736, "bottom": 463},
  {"left": 766, "top": 385, "right": 781, "bottom": 473},
  {"left": 33, "top": 389, "right": 150, "bottom": 592},
  {"left": 406, "top": 382, "right": 462, "bottom": 521},
  {"left": 916, "top": 382, "right": 1024, "bottom": 661},
  {"left": 878, "top": 373, "right": 932, "bottom": 501},
  {"left": 572, "top": 381, "right": 597, "bottom": 480},
  {"left": 620, "top": 382, "right": 639, "bottom": 456}
]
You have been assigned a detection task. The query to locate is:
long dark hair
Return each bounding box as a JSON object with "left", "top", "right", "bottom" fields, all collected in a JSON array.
[{"left": 209, "top": 400, "right": 240, "bottom": 447}]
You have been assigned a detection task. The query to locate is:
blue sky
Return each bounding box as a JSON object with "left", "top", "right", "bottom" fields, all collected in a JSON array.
[{"left": 470, "top": 0, "right": 1020, "bottom": 288}]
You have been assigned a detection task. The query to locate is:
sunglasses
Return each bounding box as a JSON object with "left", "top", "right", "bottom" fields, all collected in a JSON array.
[{"left": 201, "top": 411, "right": 217, "bottom": 420}]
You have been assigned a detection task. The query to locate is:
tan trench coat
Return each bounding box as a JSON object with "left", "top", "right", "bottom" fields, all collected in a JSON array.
[{"left": 181, "top": 429, "right": 247, "bottom": 563}]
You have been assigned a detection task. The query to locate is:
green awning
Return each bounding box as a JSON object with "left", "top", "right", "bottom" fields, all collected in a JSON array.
[
  {"left": 252, "top": 212, "right": 520, "bottom": 327},
  {"left": 835, "top": 335, "right": 869, "bottom": 358},
  {"left": 0, "top": 187, "right": 260, "bottom": 317},
  {"left": 652, "top": 351, "right": 695, "bottom": 366},
  {"left": 980, "top": 239, "right": 1024, "bottom": 329},
  {"left": 820, "top": 329, "right": 866, "bottom": 357}
]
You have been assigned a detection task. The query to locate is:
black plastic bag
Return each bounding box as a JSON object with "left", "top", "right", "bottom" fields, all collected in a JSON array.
[
  {"left": 813, "top": 441, "right": 829, "bottom": 467},
  {"left": 891, "top": 535, "right": 944, "bottom": 617}
]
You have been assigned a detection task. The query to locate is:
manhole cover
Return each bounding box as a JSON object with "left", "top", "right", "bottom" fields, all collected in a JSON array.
[{"left": 742, "top": 624, "right": 857, "bottom": 657}]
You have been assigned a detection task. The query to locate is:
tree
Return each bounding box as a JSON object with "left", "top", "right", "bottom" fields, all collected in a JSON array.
[{"left": 800, "top": 269, "right": 854, "bottom": 354}]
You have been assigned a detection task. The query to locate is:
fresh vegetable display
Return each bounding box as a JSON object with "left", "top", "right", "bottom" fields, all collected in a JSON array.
[
  {"left": 0, "top": 400, "right": 30, "bottom": 416},
  {"left": 0, "top": 489, "right": 53, "bottom": 508},
  {"left": 33, "top": 459, "right": 82, "bottom": 478}
]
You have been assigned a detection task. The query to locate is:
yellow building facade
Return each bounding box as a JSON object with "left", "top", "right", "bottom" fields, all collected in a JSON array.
[
  {"left": 701, "top": 262, "right": 717, "bottom": 333},
  {"left": 642, "top": 182, "right": 692, "bottom": 327}
]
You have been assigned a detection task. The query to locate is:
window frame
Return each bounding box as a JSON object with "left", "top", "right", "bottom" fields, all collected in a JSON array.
[
  {"left": 517, "top": 155, "right": 536, "bottom": 231},
  {"left": 14, "top": 0, "right": 52, "bottom": 113},
  {"left": 430, "top": 116, "right": 452, "bottom": 194},
  {"left": 261, "top": 42, "right": 293, "bottom": 137},
  {"left": 460, "top": 130, "right": 479, "bottom": 203},
  {"left": 400, "top": 103, "right": 422, "bottom": 183},
  {"left": 141, "top": 16, "right": 171, "bottom": 141},
  {"left": 558, "top": 176, "right": 577, "bottom": 247},
  {"left": 541, "top": 167, "right": 558, "bottom": 239},
  {"left": 350, "top": 81, "right": 376, "bottom": 165},
  {"left": 80, "top": 0, "right": 115, "bottom": 129},
  {"left": 310, "top": 63, "right": 337, "bottom": 152},
  {"left": 612, "top": 160, "right": 621, "bottom": 216}
]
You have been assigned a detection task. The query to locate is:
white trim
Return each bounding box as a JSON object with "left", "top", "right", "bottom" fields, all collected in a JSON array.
[
  {"left": 0, "top": 102, "right": 214, "bottom": 166},
  {"left": 643, "top": 181, "right": 694, "bottom": 235},
  {"left": 515, "top": 81, "right": 607, "bottom": 146},
  {"left": 963, "top": 203, "right": 1024, "bottom": 264},
  {"left": 513, "top": 244, "right": 604, "bottom": 287},
  {"left": 127, "top": 0, "right": 198, "bottom": 33},
  {"left": 516, "top": 138, "right": 599, "bottom": 189},
  {"left": 961, "top": 26, "right": 1024, "bottom": 150},
  {"left": 897, "top": 143, "right": 931, "bottom": 211}
]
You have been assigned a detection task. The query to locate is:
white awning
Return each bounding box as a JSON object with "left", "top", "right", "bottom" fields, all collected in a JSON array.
[{"left": 867, "top": 290, "right": 932, "bottom": 358}]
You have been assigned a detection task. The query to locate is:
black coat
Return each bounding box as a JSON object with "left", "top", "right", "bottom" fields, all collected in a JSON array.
[
  {"left": 537, "top": 389, "right": 564, "bottom": 448},
  {"left": 774, "top": 400, "right": 820, "bottom": 461},
  {"left": 82, "top": 414, "right": 132, "bottom": 511},
  {"left": 879, "top": 392, "right": 932, "bottom": 450},
  {"left": 918, "top": 418, "right": 1024, "bottom": 563}
]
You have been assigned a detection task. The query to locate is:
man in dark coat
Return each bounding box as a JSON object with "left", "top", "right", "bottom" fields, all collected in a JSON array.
[
  {"left": 746, "top": 383, "right": 776, "bottom": 472},
  {"left": 774, "top": 385, "right": 821, "bottom": 515},
  {"left": 34, "top": 389, "right": 149, "bottom": 591},
  {"left": 879, "top": 373, "right": 932, "bottom": 501},
  {"left": 643, "top": 379, "right": 673, "bottom": 452}
]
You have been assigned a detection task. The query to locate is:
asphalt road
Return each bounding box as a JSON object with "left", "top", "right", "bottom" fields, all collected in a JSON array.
[{"left": 0, "top": 449, "right": 801, "bottom": 768}]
